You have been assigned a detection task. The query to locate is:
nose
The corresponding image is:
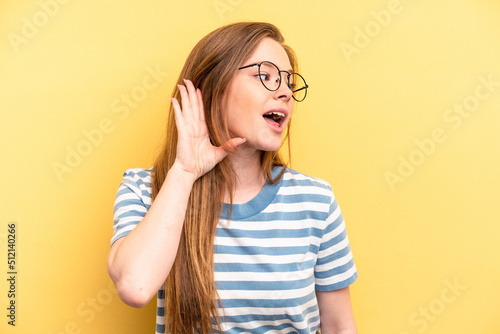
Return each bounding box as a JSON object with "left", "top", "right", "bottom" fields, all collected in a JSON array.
[{"left": 274, "top": 72, "right": 292, "bottom": 101}]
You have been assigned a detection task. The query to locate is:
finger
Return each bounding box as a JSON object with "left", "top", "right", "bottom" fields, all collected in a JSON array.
[
  {"left": 184, "top": 79, "right": 203, "bottom": 119},
  {"left": 177, "top": 84, "right": 193, "bottom": 120},
  {"left": 212, "top": 138, "right": 246, "bottom": 164},
  {"left": 183, "top": 79, "right": 199, "bottom": 120},
  {"left": 170, "top": 97, "right": 184, "bottom": 129},
  {"left": 196, "top": 88, "right": 205, "bottom": 122},
  {"left": 224, "top": 137, "right": 247, "bottom": 150},
  {"left": 213, "top": 146, "right": 230, "bottom": 164}
]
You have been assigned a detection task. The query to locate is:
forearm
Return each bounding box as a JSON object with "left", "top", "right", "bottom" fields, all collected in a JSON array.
[
  {"left": 317, "top": 287, "right": 357, "bottom": 334},
  {"left": 107, "top": 164, "right": 196, "bottom": 307},
  {"left": 320, "top": 328, "right": 357, "bottom": 334}
]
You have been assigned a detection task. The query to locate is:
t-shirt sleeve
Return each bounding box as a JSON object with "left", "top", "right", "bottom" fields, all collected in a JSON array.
[
  {"left": 314, "top": 188, "right": 358, "bottom": 291},
  {"left": 110, "top": 168, "right": 152, "bottom": 247}
]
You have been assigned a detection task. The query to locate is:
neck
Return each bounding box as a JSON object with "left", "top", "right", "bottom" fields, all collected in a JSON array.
[{"left": 224, "top": 149, "right": 266, "bottom": 204}]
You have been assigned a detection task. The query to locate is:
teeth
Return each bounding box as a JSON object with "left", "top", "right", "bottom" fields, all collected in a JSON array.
[{"left": 264, "top": 112, "right": 285, "bottom": 118}]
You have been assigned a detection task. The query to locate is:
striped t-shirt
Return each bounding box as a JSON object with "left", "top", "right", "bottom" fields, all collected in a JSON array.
[{"left": 111, "top": 166, "right": 358, "bottom": 333}]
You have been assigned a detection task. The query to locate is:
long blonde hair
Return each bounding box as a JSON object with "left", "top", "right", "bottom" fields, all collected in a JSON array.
[{"left": 151, "top": 22, "right": 298, "bottom": 333}]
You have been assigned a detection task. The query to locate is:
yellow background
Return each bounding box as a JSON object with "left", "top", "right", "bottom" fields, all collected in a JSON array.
[{"left": 1, "top": 0, "right": 499, "bottom": 333}]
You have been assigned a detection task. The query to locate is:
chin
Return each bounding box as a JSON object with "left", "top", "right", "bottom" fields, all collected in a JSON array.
[
  {"left": 258, "top": 142, "right": 283, "bottom": 153},
  {"left": 254, "top": 132, "right": 285, "bottom": 152}
]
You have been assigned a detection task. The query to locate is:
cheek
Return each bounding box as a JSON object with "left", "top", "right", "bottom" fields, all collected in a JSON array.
[
  {"left": 224, "top": 78, "right": 270, "bottom": 124},
  {"left": 286, "top": 100, "right": 295, "bottom": 118},
  {"left": 230, "top": 91, "right": 259, "bottom": 118}
]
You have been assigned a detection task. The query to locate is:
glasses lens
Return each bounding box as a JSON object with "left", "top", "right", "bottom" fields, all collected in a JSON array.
[
  {"left": 289, "top": 73, "right": 307, "bottom": 102},
  {"left": 259, "top": 62, "right": 281, "bottom": 91}
]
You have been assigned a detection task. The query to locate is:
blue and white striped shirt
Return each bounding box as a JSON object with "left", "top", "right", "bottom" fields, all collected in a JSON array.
[{"left": 112, "top": 166, "right": 357, "bottom": 333}]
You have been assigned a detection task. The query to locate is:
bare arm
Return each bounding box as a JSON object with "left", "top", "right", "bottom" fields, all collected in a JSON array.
[
  {"left": 107, "top": 164, "right": 195, "bottom": 307},
  {"left": 107, "top": 80, "right": 245, "bottom": 307},
  {"left": 316, "top": 287, "right": 357, "bottom": 334}
]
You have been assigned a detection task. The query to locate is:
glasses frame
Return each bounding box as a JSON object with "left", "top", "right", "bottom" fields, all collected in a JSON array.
[{"left": 238, "top": 61, "right": 308, "bottom": 102}]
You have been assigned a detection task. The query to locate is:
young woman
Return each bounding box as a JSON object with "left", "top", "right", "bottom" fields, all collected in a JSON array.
[{"left": 107, "top": 22, "right": 358, "bottom": 334}]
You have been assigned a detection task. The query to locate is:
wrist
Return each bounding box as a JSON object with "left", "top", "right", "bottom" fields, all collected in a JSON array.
[{"left": 169, "top": 162, "right": 198, "bottom": 185}]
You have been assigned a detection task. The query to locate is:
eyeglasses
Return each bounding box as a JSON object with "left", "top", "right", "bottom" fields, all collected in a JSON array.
[{"left": 238, "top": 61, "right": 309, "bottom": 102}]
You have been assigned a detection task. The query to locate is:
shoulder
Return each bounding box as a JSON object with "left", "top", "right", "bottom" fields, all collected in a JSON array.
[
  {"left": 117, "top": 167, "right": 154, "bottom": 201},
  {"left": 122, "top": 167, "right": 153, "bottom": 184},
  {"left": 280, "top": 168, "right": 334, "bottom": 196},
  {"left": 272, "top": 168, "right": 338, "bottom": 213}
]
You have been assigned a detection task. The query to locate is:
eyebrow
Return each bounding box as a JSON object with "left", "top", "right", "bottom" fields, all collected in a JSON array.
[
  {"left": 261, "top": 61, "right": 293, "bottom": 73},
  {"left": 281, "top": 65, "right": 293, "bottom": 73},
  {"left": 240, "top": 62, "right": 293, "bottom": 74}
]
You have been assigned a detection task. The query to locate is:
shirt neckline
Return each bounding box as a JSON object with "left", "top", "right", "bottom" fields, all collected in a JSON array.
[{"left": 220, "top": 166, "right": 285, "bottom": 220}]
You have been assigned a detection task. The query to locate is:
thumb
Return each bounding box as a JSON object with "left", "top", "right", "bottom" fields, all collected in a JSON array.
[
  {"left": 225, "top": 137, "right": 246, "bottom": 150},
  {"left": 213, "top": 137, "right": 246, "bottom": 162}
]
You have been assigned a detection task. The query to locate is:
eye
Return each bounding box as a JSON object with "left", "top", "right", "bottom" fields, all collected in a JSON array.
[{"left": 257, "top": 73, "right": 271, "bottom": 81}]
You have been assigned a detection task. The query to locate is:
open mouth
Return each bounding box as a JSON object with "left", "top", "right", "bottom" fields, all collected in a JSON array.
[{"left": 262, "top": 111, "right": 286, "bottom": 126}]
